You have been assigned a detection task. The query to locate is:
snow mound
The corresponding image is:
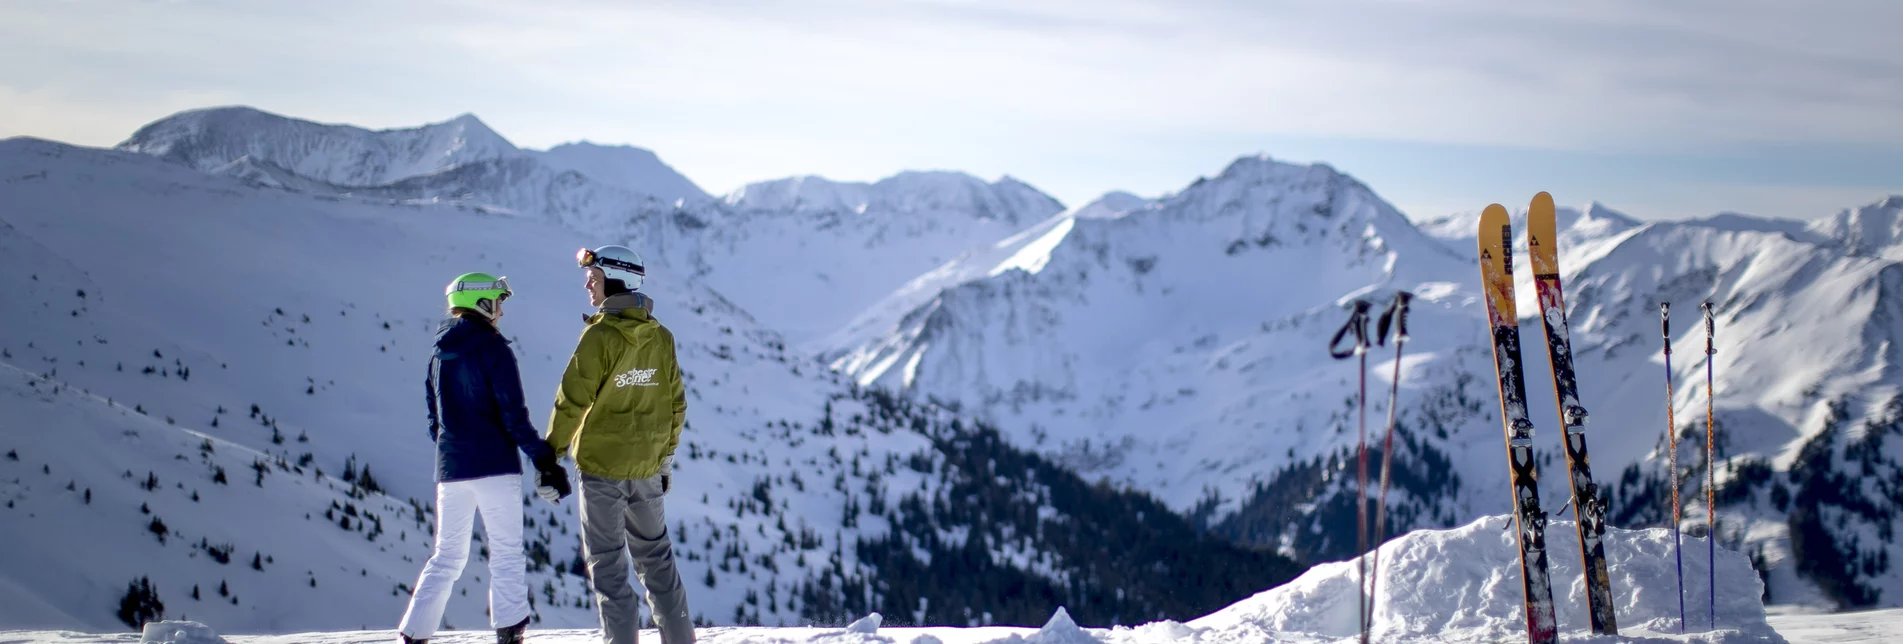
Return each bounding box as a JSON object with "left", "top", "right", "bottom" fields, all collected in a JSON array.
[
  {"left": 975, "top": 606, "right": 1101, "bottom": 644},
  {"left": 848, "top": 612, "right": 884, "bottom": 634},
  {"left": 1192, "top": 515, "right": 1784, "bottom": 643},
  {"left": 140, "top": 621, "right": 226, "bottom": 644},
  {"left": 1025, "top": 607, "right": 1095, "bottom": 643}
]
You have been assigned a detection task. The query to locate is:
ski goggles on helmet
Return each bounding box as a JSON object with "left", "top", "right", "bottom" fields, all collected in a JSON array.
[
  {"left": 576, "top": 248, "right": 644, "bottom": 275},
  {"left": 449, "top": 277, "right": 511, "bottom": 301}
]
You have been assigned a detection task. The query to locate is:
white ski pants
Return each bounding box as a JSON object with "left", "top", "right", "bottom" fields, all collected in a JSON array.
[{"left": 398, "top": 473, "right": 530, "bottom": 639}]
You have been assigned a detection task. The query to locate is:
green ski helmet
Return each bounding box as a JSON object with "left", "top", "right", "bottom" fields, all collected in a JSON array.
[{"left": 445, "top": 272, "right": 512, "bottom": 319}]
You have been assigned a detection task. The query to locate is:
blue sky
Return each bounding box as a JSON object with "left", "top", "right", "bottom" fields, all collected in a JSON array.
[{"left": 3, "top": 0, "right": 1900, "bottom": 220}]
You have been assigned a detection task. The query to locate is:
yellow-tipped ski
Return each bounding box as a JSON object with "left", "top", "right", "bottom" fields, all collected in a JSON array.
[
  {"left": 1528, "top": 191, "right": 1619, "bottom": 634},
  {"left": 1477, "top": 202, "right": 1558, "bottom": 644}
]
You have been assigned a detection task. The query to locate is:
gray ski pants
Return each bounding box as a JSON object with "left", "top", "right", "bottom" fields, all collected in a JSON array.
[{"left": 580, "top": 472, "right": 694, "bottom": 644}]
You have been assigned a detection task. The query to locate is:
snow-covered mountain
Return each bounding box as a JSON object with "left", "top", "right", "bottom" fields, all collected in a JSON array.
[
  {"left": 1808, "top": 195, "right": 1903, "bottom": 259},
  {"left": 537, "top": 142, "right": 709, "bottom": 205},
  {"left": 823, "top": 156, "right": 1472, "bottom": 534},
  {"left": 1066, "top": 191, "right": 1156, "bottom": 220},
  {"left": 686, "top": 173, "right": 1065, "bottom": 345},
  {"left": 119, "top": 107, "right": 520, "bottom": 189},
  {"left": 116, "top": 106, "right": 709, "bottom": 218},
  {"left": 118, "top": 107, "right": 1064, "bottom": 348},
  {"left": 0, "top": 121, "right": 1291, "bottom": 633}
]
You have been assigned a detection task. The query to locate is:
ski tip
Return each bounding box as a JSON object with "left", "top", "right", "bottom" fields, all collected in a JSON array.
[
  {"left": 1531, "top": 191, "right": 1555, "bottom": 211},
  {"left": 1480, "top": 203, "right": 1511, "bottom": 234},
  {"left": 1478, "top": 204, "right": 1512, "bottom": 253}
]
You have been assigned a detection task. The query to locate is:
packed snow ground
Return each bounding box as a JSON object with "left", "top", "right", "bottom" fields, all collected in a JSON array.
[
  {"left": 6, "top": 515, "right": 1876, "bottom": 643},
  {"left": 10, "top": 613, "right": 1901, "bottom": 643}
]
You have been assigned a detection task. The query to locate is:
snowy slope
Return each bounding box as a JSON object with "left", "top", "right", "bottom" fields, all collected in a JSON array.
[
  {"left": 0, "top": 133, "right": 1291, "bottom": 633},
  {"left": 0, "top": 365, "right": 594, "bottom": 633},
  {"left": 0, "top": 515, "right": 1822, "bottom": 643}
]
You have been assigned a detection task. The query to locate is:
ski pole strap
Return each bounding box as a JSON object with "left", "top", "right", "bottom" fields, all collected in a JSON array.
[
  {"left": 1376, "top": 291, "right": 1413, "bottom": 346},
  {"left": 1329, "top": 300, "right": 1373, "bottom": 360},
  {"left": 1702, "top": 301, "right": 1716, "bottom": 355},
  {"left": 1660, "top": 302, "right": 1671, "bottom": 355}
]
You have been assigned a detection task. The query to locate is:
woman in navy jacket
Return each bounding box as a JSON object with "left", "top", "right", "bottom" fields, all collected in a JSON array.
[{"left": 396, "top": 273, "right": 570, "bottom": 644}]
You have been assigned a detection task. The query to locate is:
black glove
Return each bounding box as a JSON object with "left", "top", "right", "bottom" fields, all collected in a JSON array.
[{"left": 532, "top": 453, "right": 571, "bottom": 502}]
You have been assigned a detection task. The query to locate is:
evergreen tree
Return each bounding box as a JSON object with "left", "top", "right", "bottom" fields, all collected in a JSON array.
[{"left": 115, "top": 577, "right": 164, "bottom": 629}]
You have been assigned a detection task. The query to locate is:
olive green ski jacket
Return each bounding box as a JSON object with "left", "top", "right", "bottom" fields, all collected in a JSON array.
[{"left": 545, "top": 294, "right": 686, "bottom": 480}]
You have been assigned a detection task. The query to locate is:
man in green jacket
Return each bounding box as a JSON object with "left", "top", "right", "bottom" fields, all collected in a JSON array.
[{"left": 545, "top": 245, "right": 693, "bottom": 644}]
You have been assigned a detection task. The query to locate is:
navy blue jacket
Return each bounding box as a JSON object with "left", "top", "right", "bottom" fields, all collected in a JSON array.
[{"left": 425, "top": 316, "right": 554, "bottom": 482}]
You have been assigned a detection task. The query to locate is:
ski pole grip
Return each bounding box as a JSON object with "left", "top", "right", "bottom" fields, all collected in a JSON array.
[
  {"left": 1377, "top": 291, "right": 1413, "bottom": 345},
  {"left": 1329, "top": 300, "right": 1373, "bottom": 359},
  {"left": 1702, "top": 301, "right": 1716, "bottom": 355},
  {"left": 1660, "top": 302, "right": 1671, "bottom": 355}
]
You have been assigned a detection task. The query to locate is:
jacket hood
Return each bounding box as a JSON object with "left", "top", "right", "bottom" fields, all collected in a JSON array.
[
  {"left": 590, "top": 292, "right": 658, "bottom": 343},
  {"left": 435, "top": 315, "right": 501, "bottom": 358},
  {"left": 602, "top": 292, "right": 653, "bottom": 317}
]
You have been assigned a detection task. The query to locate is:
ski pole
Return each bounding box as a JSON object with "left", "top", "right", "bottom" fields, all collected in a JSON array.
[
  {"left": 1703, "top": 301, "right": 1717, "bottom": 631},
  {"left": 1662, "top": 302, "right": 1685, "bottom": 634},
  {"left": 1329, "top": 299, "right": 1374, "bottom": 644},
  {"left": 1368, "top": 291, "right": 1412, "bottom": 640}
]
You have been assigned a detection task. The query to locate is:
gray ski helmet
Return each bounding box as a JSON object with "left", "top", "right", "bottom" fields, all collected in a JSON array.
[{"left": 577, "top": 245, "right": 645, "bottom": 290}]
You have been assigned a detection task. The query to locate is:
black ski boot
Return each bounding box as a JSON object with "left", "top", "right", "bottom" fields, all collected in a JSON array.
[
  {"left": 400, "top": 635, "right": 427, "bottom": 644},
  {"left": 497, "top": 616, "right": 530, "bottom": 644}
]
